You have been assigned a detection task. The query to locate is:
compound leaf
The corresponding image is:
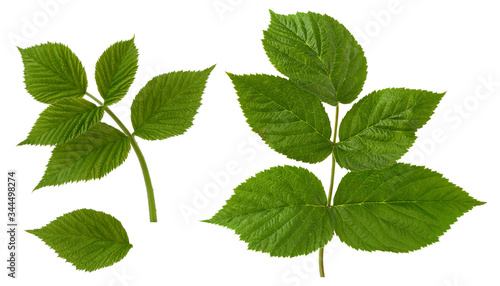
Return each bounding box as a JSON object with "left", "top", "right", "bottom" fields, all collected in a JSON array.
[
  {"left": 34, "top": 122, "right": 131, "bottom": 190},
  {"left": 131, "top": 65, "right": 215, "bottom": 140},
  {"left": 18, "top": 42, "right": 88, "bottom": 104},
  {"left": 205, "top": 165, "right": 334, "bottom": 257},
  {"left": 334, "top": 88, "right": 444, "bottom": 171},
  {"left": 263, "top": 11, "right": 367, "bottom": 105},
  {"left": 333, "top": 163, "right": 484, "bottom": 252},
  {"left": 95, "top": 37, "right": 138, "bottom": 105},
  {"left": 27, "top": 208, "right": 132, "bottom": 272},
  {"left": 228, "top": 73, "right": 332, "bottom": 163},
  {"left": 19, "top": 98, "right": 104, "bottom": 146}
]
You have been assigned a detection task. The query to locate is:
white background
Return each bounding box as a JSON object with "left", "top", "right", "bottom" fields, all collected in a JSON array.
[{"left": 1, "top": 1, "right": 499, "bottom": 285}]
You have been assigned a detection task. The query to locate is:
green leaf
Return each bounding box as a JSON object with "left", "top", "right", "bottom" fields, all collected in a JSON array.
[
  {"left": 333, "top": 163, "right": 484, "bottom": 252},
  {"left": 26, "top": 208, "right": 132, "bottom": 272},
  {"left": 95, "top": 38, "right": 139, "bottom": 105},
  {"left": 34, "top": 122, "right": 131, "bottom": 190},
  {"left": 19, "top": 98, "right": 104, "bottom": 146},
  {"left": 228, "top": 73, "right": 333, "bottom": 163},
  {"left": 131, "top": 65, "right": 215, "bottom": 140},
  {"left": 334, "top": 88, "right": 444, "bottom": 171},
  {"left": 263, "top": 11, "right": 367, "bottom": 105},
  {"left": 18, "top": 42, "right": 88, "bottom": 104},
  {"left": 205, "top": 165, "right": 334, "bottom": 257}
]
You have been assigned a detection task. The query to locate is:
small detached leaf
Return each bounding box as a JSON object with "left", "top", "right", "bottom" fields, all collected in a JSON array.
[
  {"left": 18, "top": 42, "right": 88, "bottom": 104},
  {"left": 263, "top": 11, "right": 367, "bottom": 105},
  {"left": 228, "top": 73, "right": 333, "bottom": 163},
  {"left": 205, "top": 165, "right": 334, "bottom": 257},
  {"left": 35, "top": 122, "right": 131, "bottom": 190},
  {"left": 333, "top": 163, "right": 484, "bottom": 252},
  {"left": 27, "top": 209, "right": 132, "bottom": 272},
  {"left": 334, "top": 88, "right": 444, "bottom": 171},
  {"left": 131, "top": 65, "right": 215, "bottom": 140},
  {"left": 19, "top": 98, "right": 104, "bottom": 146},
  {"left": 95, "top": 37, "right": 139, "bottom": 105}
]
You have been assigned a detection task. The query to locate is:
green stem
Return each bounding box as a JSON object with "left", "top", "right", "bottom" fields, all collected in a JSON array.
[
  {"left": 327, "top": 105, "right": 339, "bottom": 206},
  {"left": 130, "top": 136, "right": 157, "bottom": 222},
  {"left": 85, "top": 92, "right": 157, "bottom": 222},
  {"left": 319, "top": 248, "right": 325, "bottom": 277},
  {"left": 319, "top": 104, "right": 340, "bottom": 277}
]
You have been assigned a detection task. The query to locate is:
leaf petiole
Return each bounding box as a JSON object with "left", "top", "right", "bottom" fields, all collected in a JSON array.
[
  {"left": 129, "top": 136, "right": 157, "bottom": 222},
  {"left": 327, "top": 105, "right": 339, "bottom": 206},
  {"left": 319, "top": 104, "right": 339, "bottom": 277},
  {"left": 85, "top": 92, "right": 157, "bottom": 222}
]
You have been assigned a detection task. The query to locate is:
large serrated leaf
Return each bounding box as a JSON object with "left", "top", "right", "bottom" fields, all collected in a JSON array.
[
  {"left": 228, "top": 73, "right": 333, "bottom": 163},
  {"left": 27, "top": 209, "right": 132, "bottom": 272},
  {"left": 95, "top": 38, "right": 138, "bottom": 105},
  {"left": 334, "top": 88, "right": 444, "bottom": 171},
  {"left": 19, "top": 98, "right": 104, "bottom": 146},
  {"left": 131, "top": 66, "right": 215, "bottom": 140},
  {"left": 18, "top": 42, "right": 88, "bottom": 104},
  {"left": 205, "top": 165, "right": 334, "bottom": 257},
  {"left": 34, "top": 122, "right": 131, "bottom": 190},
  {"left": 333, "top": 163, "right": 484, "bottom": 252},
  {"left": 263, "top": 11, "right": 367, "bottom": 105}
]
